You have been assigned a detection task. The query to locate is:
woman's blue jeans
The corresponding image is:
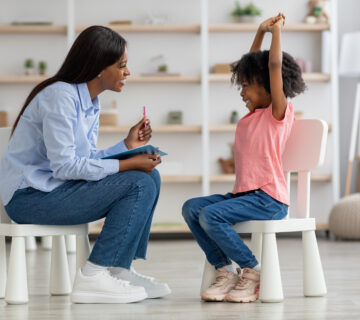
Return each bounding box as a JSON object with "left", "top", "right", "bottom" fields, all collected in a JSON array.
[
  {"left": 182, "top": 189, "right": 288, "bottom": 269},
  {"left": 5, "top": 169, "right": 161, "bottom": 269}
]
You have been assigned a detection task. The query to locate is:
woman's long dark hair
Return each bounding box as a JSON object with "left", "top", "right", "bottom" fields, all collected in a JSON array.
[{"left": 12, "top": 25, "right": 127, "bottom": 135}]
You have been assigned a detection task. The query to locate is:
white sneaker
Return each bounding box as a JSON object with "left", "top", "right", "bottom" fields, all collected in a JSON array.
[
  {"left": 111, "top": 268, "right": 171, "bottom": 299},
  {"left": 71, "top": 269, "right": 147, "bottom": 304}
]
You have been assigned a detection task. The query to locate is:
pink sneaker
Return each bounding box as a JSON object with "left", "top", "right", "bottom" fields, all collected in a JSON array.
[
  {"left": 201, "top": 268, "right": 238, "bottom": 302},
  {"left": 225, "top": 268, "right": 260, "bottom": 303}
]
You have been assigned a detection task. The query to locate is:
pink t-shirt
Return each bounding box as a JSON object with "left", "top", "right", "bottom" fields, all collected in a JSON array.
[{"left": 232, "top": 102, "right": 295, "bottom": 205}]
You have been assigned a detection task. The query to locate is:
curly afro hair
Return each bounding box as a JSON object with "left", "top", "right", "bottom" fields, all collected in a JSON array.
[{"left": 231, "top": 50, "right": 306, "bottom": 98}]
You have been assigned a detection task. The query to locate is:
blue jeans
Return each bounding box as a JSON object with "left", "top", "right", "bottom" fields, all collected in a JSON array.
[
  {"left": 5, "top": 169, "right": 161, "bottom": 269},
  {"left": 182, "top": 189, "right": 288, "bottom": 269}
]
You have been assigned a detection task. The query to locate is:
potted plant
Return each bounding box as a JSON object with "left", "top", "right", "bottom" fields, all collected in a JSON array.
[
  {"left": 158, "top": 64, "right": 168, "bottom": 73},
  {"left": 24, "top": 58, "right": 35, "bottom": 75},
  {"left": 38, "top": 60, "right": 47, "bottom": 75},
  {"left": 231, "top": 1, "right": 262, "bottom": 23}
]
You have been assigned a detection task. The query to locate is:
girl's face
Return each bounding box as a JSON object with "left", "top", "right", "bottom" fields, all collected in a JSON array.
[
  {"left": 240, "top": 78, "right": 271, "bottom": 112},
  {"left": 100, "top": 48, "right": 130, "bottom": 92}
]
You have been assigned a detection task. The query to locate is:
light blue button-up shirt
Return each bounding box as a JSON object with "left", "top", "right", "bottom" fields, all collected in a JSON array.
[{"left": 0, "top": 81, "right": 128, "bottom": 206}]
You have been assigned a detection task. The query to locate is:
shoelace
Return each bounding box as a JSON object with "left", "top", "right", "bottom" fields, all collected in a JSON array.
[
  {"left": 130, "top": 268, "right": 155, "bottom": 282},
  {"left": 211, "top": 272, "right": 231, "bottom": 287},
  {"left": 234, "top": 276, "right": 250, "bottom": 290},
  {"left": 104, "top": 271, "right": 131, "bottom": 287}
]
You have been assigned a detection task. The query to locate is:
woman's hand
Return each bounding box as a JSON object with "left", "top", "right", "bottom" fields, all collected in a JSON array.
[
  {"left": 124, "top": 116, "right": 152, "bottom": 149},
  {"left": 119, "top": 154, "right": 161, "bottom": 173}
]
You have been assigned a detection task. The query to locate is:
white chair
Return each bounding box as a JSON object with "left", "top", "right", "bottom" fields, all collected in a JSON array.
[
  {"left": 200, "top": 119, "right": 328, "bottom": 302},
  {"left": 0, "top": 127, "right": 91, "bottom": 304}
]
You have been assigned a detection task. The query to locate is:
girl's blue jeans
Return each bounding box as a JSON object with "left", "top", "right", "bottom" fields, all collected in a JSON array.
[
  {"left": 182, "top": 189, "right": 288, "bottom": 269},
  {"left": 5, "top": 169, "right": 161, "bottom": 269}
]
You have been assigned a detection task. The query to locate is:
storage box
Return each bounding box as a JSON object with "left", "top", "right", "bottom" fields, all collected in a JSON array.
[{"left": 0, "top": 111, "right": 8, "bottom": 127}]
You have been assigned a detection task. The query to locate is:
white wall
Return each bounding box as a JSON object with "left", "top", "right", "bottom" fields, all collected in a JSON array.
[
  {"left": 0, "top": 0, "right": 348, "bottom": 225},
  {"left": 338, "top": 0, "right": 360, "bottom": 196}
]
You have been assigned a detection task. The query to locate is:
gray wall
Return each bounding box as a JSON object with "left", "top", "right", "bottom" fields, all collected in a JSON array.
[{"left": 339, "top": 0, "right": 360, "bottom": 196}]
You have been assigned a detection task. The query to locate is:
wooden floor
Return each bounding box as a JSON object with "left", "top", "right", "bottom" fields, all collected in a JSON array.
[{"left": 1, "top": 238, "right": 360, "bottom": 320}]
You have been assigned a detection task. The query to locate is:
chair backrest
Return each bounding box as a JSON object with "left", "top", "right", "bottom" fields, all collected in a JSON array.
[
  {"left": 282, "top": 119, "right": 328, "bottom": 219},
  {"left": 0, "top": 127, "right": 12, "bottom": 223}
]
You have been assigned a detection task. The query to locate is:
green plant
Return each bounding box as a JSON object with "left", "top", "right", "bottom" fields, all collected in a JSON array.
[
  {"left": 24, "top": 58, "right": 34, "bottom": 68},
  {"left": 231, "top": 1, "right": 262, "bottom": 17},
  {"left": 158, "top": 64, "right": 168, "bottom": 72},
  {"left": 38, "top": 61, "right": 47, "bottom": 71}
]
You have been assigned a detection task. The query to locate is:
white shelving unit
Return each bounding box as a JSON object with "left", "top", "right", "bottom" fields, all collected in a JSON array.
[{"left": 0, "top": 0, "right": 339, "bottom": 232}]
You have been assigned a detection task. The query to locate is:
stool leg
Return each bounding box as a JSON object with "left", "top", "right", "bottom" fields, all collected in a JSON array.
[
  {"left": 251, "top": 232, "right": 263, "bottom": 262},
  {"left": 66, "top": 235, "right": 76, "bottom": 253},
  {"left": 5, "top": 237, "right": 28, "bottom": 304},
  {"left": 260, "top": 233, "right": 283, "bottom": 303},
  {"left": 25, "top": 236, "right": 37, "bottom": 251},
  {"left": 200, "top": 259, "right": 217, "bottom": 295},
  {"left": 0, "top": 235, "right": 6, "bottom": 298},
  {"left": 302, "top": 230, "right": 327, "bottom": 296},
  {"left": 41, "top": 236, "right": 52, "bottom": 250},
  {"left": 50, "top": 236, "right": 71, "bottom": 295},
  {"left": 76, "top": 235, "right": 90, "bottom": 271}
]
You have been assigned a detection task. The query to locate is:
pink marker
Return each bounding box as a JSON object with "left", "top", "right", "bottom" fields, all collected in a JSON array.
[{"left": 143, "top": 106, "right": 147, "bottom": 127}]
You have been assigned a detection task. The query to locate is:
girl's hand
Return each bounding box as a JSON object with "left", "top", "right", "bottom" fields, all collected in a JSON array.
[
  {"left": 119, "top": 154, "right": 161, "bottom": 173},
  {"left": 260, "top": 13, "right": 285, "bottom": 33},
  {"left": 124, "top": 117, "right": 152, "bottom": 149}
]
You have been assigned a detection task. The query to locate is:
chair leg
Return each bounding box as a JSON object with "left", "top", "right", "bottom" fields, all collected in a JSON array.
[
  {"left": 302, "top": 230, "right": 327, "bottom": 297},
  {"left": 260, "top": 233, "right": 283, "bottom": 303},
  {"left": 41, "top": 236, "right": 52, "bottom": 250},
  {"left": 251, "top": 232, "right": 262, "bottom": 262},
  {"left": 76, "top": 235, "right": 91, "bottom": 271},
  {"left": 200, "top": 259, "right": 217, "bottom": 295},
  {"left": 50, "top": 236, "right": 71, "bottom": 295},
  {"left": 5, "top": 237, "right": 28, "bottom": 304},
  {"left": 65, "top": 235, "right": 76, "bottom": 254},
  {"left": 0, "top": 235, "right": 6, "bottom": 298},
  {"left": 25, "top": 236, "right": 37, "bottom": 251}
]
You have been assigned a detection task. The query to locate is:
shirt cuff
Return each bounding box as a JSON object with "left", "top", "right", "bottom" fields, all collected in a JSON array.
[{"left": 102, "top": 159, "right": 119, "bottom": 175}]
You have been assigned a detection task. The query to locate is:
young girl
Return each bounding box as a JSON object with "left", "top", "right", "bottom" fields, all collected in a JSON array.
[
  {"left": 0, "top": 26, "right": 171, "bottom": 304},
  {"left": 182, "top": 14, "right": 305, "bottom": 303}
]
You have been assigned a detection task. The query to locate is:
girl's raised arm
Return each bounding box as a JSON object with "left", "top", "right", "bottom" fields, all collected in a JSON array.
[{"left": 268, "top": 15, "right": 287, "bottom": 120}]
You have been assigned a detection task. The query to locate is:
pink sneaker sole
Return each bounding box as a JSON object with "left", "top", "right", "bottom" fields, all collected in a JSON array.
[
  {"left": 201, "top": 292, "right": 227, "bottom": 302},
  {"left": 225, "top": 292, "right": 259, "bottom": 303}
]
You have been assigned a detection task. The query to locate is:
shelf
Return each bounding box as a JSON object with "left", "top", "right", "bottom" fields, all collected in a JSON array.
[
  {"left": 160, "top": 174, "right": 332, "bottom": 183},
  {"left": 0, "top": 24, "right": 67, "bottom": 34},
  {"left": 89, "top": 221, "right": 328, "bottom": 235},
  {"left": 162, "top": 175, "right": 202, "bottom": 183},
  {"left": 0, "top": 73, "right": 330, "bottom": 84},
  {"left": 128, "top": 75, "right": 201, "bottom": 83},
  {"left": 209, "top": 73, "right": 331, "bottom": 83},
  {"left": 210, "top": 174, "right": 332, "bottom": 183},
  {"left": 76, "top": 24, "right": 201, "bottom": 34},
  {"left": 99, "top": 124, "right": 236, "bottom": 134},
  {"left": 209, "top": 23, "right": 330, "bottom": 33},
  {"left": 99, "top": 125, "right": 202, "bottom": 133},
  {"left": 0, "top": 23, "right": 329, "bottom": 35},
  {"left": 0, "top": 74, "right": 200, "bottom": 84}
]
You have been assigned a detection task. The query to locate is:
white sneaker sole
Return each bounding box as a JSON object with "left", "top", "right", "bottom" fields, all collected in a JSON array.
[
  {"left": 71, "top": 290, "right": 147, "bottom": 304},
  {"left": 146, "top": 286, "right": 172, "bottom": 299}
]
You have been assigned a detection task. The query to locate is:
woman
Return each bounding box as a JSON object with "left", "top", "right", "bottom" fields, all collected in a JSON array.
[{"left": 0, "top": 26, "right": 170, "bottom": 304}]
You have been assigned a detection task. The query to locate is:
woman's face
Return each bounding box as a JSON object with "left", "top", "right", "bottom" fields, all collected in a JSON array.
[
  {"left": 240, "top": 78, "right": 271, "bottom": 112},
  {"left": 100, "top": 48, "right": 130, "bottom": 92}
]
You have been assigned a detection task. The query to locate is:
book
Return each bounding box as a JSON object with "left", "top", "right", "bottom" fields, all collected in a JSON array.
[{"left": 102, "top": 144, "right": 167, "bottom": 160}]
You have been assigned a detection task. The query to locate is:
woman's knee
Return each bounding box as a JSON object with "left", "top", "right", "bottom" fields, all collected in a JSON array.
[
  {"left": 148, "top": 168, "right": 161, "bottom": 192},
  {"left": 182, "top": 198, "right": 199, "bottom": 222}
]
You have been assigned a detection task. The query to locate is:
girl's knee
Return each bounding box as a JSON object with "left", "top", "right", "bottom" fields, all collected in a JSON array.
[{"left": 199, "top": 208, "right": 216, "bottom": 231}]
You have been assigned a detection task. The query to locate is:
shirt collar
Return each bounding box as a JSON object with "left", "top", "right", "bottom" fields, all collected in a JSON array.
[{"left": 77, "top": 83, "right": 99, "bottom": 112}]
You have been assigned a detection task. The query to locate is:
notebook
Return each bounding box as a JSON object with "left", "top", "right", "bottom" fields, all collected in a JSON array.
[{"left": 102, "top": 144, "right": 167, "bottom": 160}]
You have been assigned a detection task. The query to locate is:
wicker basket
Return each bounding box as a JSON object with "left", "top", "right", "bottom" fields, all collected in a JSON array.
[{"left": 329, "top": 193, "right": 360, "bottom": 239}]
